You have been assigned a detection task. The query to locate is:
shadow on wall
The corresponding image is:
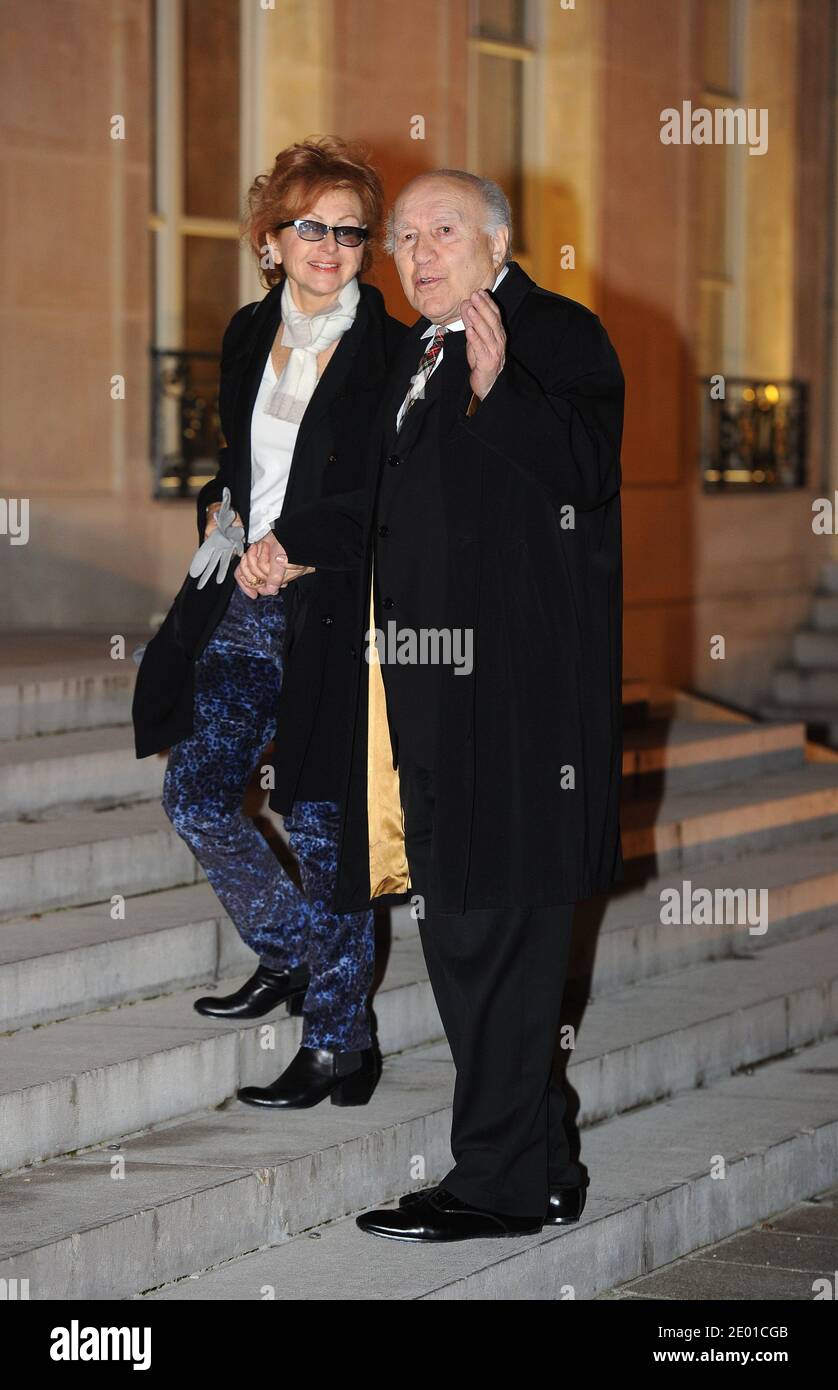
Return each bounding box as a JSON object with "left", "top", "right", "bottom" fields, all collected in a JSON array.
[{"left": 0, "top": 494, "right": 198, "bottom": 633}]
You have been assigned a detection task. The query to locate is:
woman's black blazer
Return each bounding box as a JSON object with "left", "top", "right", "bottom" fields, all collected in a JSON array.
[{"left": 132, "top": 278, "right": 408, "bottom": 811}]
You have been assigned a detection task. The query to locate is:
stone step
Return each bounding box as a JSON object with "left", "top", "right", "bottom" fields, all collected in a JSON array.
[
  {"left": 0, "top": 868, "right": 416, "bottom": 1031},
  {"left": 1, "top": 1030, "right": 835, "bottom": 1300},
  {"left": 592, "top": 1182, "right": 838, "bottom": 1301},
  {"left": 0, "top": 802, "right": 199, "bottom": 917},
  {"left": 622, "top": 679, "right": 650, "bottom": 702},
  {"left": 573, "top": 835, "right": 838, "bottom": 994},
  {"left": 620, "top": 763, "right": 838, "bottom": 874},
  {"left": 0, "top": 647, "right": 647, "bottom": 746},
  {"left": 816, "top": 560, "right": 838, "bottom": 595},
  {"left": 3, "top": 918, "right": 837, "bottom": 1176},
  {"left": 810, "top": 594, "right": 838, "bottom": 631},
  {"left": 1, "top": 1042, "right": 454, "bottom": 1299},
  {"left": 622, "top": 679, "right": 650, "bottom": 729},
  {"left": 0, "top": 883, "right": 255, "bottom": 1030},
  {"left": 0, "top": 716, "right": 803, "bottom": 827},
  {"left": 0, "top": 659, "right": 134, "bottom": 741},
  {"left": 0, "top": 726, "right": 164, "bottom": 820},
  {"left": 4, "top": 763, "right": 838, "bottom": 920},
  {"left": 621, "top": 718, "right": 803, "bottom": 792},
  {"left": 0, "top": 717, "right": 802, "bottom": 827},
  {"left": 772, "top": 665, "right": 838, "bottom": 706},
  {"left": 758, "top": 700, "right": 838, "bottom": 725},
  {"left": 143, "top": 1036, "right": 838, "bottom": 1302},
  {"left": 0, "top": 935, "right": 439, "bottom": 1174},
  {"left": 792, "top": 629, "right": 838, "bottom": 670},
  {"left": 756, "top": 705, "right": 838, "bottom": 749},
  {"left": 4, "top": 833, "right": 838, "bottom": 1032}
]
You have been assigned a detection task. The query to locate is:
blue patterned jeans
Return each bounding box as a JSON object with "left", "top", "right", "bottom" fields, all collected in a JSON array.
[{"left": 162, "top": 583, "right": 374, "bottom": 1052}]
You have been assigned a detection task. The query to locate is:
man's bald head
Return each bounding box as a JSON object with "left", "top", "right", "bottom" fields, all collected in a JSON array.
[{"left": 387, "top": 170, "right": 511, "bottom": 322}]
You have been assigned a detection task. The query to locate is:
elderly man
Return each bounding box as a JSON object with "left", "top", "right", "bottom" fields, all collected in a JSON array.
[{"left": 253, "top": 169, "right": 625, "bottom": 1241}]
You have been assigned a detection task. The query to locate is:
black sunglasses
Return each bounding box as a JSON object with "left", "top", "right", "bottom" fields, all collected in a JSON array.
[{"left": 275, "top": 218, "right": 369, "bottom": 247}]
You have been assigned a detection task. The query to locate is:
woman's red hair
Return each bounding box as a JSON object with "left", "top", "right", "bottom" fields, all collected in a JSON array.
[{"left": 243, "top": 136, "right": 385, "bottom": 288}]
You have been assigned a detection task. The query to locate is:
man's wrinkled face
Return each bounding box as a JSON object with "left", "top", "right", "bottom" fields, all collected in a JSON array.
[{"left": 391, "top": 177, "right": 508, "bottom": 324}]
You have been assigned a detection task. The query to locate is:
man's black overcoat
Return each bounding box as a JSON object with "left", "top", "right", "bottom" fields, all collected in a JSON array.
[{"left": 272, "top": 261, "right": 625, "bottom": 913}]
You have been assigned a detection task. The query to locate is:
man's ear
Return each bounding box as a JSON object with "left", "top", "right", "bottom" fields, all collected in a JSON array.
[{"left": 492, "top": 224, "right": 510, "bottom": 270}]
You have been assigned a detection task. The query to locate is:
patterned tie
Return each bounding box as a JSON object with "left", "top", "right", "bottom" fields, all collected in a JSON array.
[{"left": 396, "top": 325, "right": 447, "bottom": 431}]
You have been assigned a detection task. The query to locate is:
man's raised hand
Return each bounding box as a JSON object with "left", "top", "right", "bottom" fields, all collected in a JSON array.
[{"left": 461, "top": 287, "right": 506, "bottom": 401}]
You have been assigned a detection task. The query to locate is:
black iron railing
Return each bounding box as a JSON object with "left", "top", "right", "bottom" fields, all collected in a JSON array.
[
  {"left": 699, "top": 377, "right": 807, "bottom": 491},
  {"left": 150, "top": 348, "right": 222, "bottom": 499}
]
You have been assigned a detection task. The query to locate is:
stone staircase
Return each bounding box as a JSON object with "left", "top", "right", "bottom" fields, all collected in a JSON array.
[
  {"left": 1, "top": 657, "right": 838, "bottom": 1300},
  {"left": 759, "top": 558, "right": 838, "bottom": 747}
]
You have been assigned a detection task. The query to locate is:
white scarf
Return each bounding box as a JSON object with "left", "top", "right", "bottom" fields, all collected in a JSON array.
[{"left": 264, "top": 275, "right": 360, "bottom": 423}]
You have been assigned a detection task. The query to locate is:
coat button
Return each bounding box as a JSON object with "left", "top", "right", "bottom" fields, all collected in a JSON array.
[
  {"left": 328, "top": 453, "right": 338, "bottom": 464},
  {"left": 350, "top": 645, "right": 358, "bottom": 659},
  {"left": 382, "top": 596, "right": 394, "bottom": 609},
  {"left": 387, "top": 454, "right": 400, "bottom": 467},
  {"left": 377, "top": 524, "right": 389, "bottom": 538},
  {"left": 321, "top": 614, "right": 334, "bottom": 625}
]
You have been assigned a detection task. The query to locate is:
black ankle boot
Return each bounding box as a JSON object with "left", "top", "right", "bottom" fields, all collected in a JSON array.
[
  {"left": 193, "top": 963, "right": 309, "bottom": 1020},
  {"left": 237, "top": 1042, "right": 382, "bottom": 1109}
]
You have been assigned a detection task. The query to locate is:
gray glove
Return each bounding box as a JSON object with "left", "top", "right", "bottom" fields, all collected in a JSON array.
[{"left": 189, "top": 487, "right": 245, "bottom": 589}]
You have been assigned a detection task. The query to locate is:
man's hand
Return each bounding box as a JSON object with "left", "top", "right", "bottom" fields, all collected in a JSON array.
[
  {"left": 279, "top": 563, "right": 316, "bottom": 589},
  {"left": 461, "top": 287, "right": 506, "bottom": 401}
]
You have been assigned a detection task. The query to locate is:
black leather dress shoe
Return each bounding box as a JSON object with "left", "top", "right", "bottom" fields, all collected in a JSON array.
[
  {"left": 237, "top": 1042, "right": 382, "bottom": 1109},
  {"left": 398, "top": 1184, "right": 440, "bottom": 1207},
  {"left": 398, "top": 1180, "right": 588, "bottom": 1225},
  {"left": 356, "top": 1186, "right": 543, "bottom": 1242},
  {"left": 546, "top": 1183, "right": 587, "bottom": 1225},
  {"left": 193, "top": 964, "right": 309, "bottom": 1020}
]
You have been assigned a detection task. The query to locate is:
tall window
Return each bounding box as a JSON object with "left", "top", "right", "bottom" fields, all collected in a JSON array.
[
  {"left": 468, "top": 0, "right": 536, "bottom": 260},
  {"left": 150, "top": 0, "right": 262, "bottom": 496},
  {"left": 151, "top": 0, "right": 244, "bottom": 359},
  {"left": 696, "top": 0, "right": 745, "bottom": 376}
]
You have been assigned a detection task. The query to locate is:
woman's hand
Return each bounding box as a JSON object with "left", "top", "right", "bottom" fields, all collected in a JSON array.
[
  {"left": 204, "top": 500, "right": 242, "bottom": 539},
  {"left": 235, "top": 531, "right": 289, "bottom": 598}
]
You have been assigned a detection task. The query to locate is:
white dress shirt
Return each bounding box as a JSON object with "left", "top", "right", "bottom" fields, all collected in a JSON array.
[
  {"left": 248, "top": 351, "right": 300, "bottom": 542},
  {"left": 396, "top": 263, "right": 510, "bottom": 431}
]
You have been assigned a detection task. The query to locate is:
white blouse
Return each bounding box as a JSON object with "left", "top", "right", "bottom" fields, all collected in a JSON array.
[{"left": 247, "top": 351, "right": 300, "bottom": 543}]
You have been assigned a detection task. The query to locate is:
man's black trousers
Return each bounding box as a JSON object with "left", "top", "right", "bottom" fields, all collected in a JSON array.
[{"left": 396, "top": 752, "right": 582, "bottom": 1219}]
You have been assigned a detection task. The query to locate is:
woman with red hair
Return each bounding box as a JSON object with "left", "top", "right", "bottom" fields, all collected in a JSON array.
[{"left": 133, "top": 138, "right": 407, "bottom": 1109}]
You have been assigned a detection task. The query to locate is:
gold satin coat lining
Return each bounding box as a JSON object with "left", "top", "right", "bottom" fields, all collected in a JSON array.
[{"left": 366, "top": 570, "right": 411, "bottom": 897}]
